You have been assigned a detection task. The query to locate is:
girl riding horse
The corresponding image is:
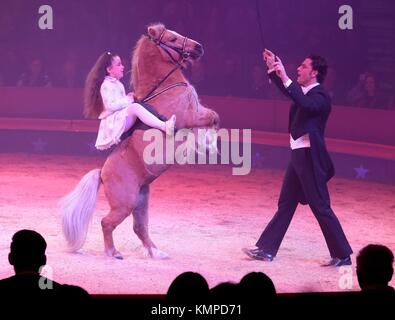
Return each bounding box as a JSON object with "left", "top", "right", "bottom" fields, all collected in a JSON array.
[
  {"left": 61, "top": 23, "right": 219, "bottom": 260},
  {"left": 84, "top": 51, "right": 176, "bottom": 150}
]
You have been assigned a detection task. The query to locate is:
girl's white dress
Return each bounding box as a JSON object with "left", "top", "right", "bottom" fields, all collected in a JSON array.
[{"left": 95, "top": 76, "right": 132, "bottom": 150}]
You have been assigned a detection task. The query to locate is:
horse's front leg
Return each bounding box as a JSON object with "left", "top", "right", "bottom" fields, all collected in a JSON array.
[{"left": 133, "top": 184, "right": 169, "bottom": 259}]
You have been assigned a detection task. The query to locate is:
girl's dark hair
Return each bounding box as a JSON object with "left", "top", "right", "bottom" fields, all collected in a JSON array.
[
  {"left": 307, "top": 54, "right": 328, "bottom": 83},
  {"left": 83, "top": 52, "right": 117, "bottom": 118}
]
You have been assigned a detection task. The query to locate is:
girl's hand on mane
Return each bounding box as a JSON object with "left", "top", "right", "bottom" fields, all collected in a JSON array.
[{"left": 127, "top": 92, "right": 135, "bottom": 102}]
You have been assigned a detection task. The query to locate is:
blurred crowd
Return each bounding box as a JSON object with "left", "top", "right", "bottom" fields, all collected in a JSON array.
[{"left": 0, "top": 0, "right": 394, "bottom": 109}]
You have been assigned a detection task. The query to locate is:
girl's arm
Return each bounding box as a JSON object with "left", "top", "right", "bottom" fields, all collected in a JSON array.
[{"left": 100, "top": 81, "right": 132, "bottom": 112}]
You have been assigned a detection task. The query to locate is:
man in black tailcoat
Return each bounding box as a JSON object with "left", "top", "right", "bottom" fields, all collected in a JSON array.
[{"left": 243, "top": 50, "right": 352, "bottom": 267}]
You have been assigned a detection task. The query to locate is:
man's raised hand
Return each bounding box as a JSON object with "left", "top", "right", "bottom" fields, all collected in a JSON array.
[
  {"left": 263, "top": 49, "right": 276, "bottom": 70},
  {"left": 273, "top": 56, "right": 289, "bottom": 83}
]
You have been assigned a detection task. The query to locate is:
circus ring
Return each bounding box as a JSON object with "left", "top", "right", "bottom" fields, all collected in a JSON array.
[{"left": 0, "top": 88, "right": 394, "bottom": 312}]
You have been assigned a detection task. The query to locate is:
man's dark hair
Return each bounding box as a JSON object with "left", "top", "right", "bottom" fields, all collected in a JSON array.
[
  {"left": 9, "top": 229, "right": 47, "bottom": 272},
  {"left": 307, "top": 54, "right": 328, "bottom": 83},
  {"left": 167, "top": 272, "right": 210, "bottom": 304},
  {"left": 357, "top": 244, "right": 394, "bottom": 288}
]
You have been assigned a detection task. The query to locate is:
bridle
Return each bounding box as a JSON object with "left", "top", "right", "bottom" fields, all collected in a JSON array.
[
  {"left": 140, "top": 28, "right": 192, "bottom": 103},
  {"left": 148, "top": 28, "right": 191, "bottom": 67}
]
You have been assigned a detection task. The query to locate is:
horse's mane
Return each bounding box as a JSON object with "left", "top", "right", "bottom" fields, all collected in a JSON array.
[
  {"left": 131, "top": 23, "right": 165, "bottom": 93},
  {"left": 130, "top": 36, "right": 144, "bottom": 92}
]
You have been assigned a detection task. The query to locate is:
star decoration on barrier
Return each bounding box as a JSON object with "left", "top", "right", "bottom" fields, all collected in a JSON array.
[
  {"left": 354, "top": 164, "right": 369, "bottom": 179},
  {"left": 252, "top": 151, "right": 264, "bottom": 168},
  {"left": 32, "top": 138, "right": 48, "bottom": 152}
]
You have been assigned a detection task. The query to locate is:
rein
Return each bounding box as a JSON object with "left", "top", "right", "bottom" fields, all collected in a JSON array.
[{"left": 142, "top": 82, "right": 187, "bottom": 103}]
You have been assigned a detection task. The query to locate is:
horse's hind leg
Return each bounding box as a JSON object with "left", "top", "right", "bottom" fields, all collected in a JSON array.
[
  {"left": 133, "top": 185, "right": 169, "bottom": 259},
  {"left": 101, "top": 173, "right": 139, "bottom": 260},
  {"left": 101, "top": 207, "right": 131, "bottom": 259}
]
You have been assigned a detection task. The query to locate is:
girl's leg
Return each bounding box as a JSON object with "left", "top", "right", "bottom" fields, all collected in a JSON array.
[
  {"left": 128, "top": 103, "right": 165, "bottom": 131},
  {"left": 126, "top": 103, "right": 176, "bottom": 135},
  {"left": 124, "top": 109, "right": 137, "bottom": 131}
]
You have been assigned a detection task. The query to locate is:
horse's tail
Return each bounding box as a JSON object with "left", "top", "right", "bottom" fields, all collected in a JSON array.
[{"left": 60, "top": 168, "right": 102, "bottom": 252}]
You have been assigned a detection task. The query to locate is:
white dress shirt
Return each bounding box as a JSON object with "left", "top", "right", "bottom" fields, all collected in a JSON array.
[{"left": 284, "top": 79, "right": 319, "bottom": 150}]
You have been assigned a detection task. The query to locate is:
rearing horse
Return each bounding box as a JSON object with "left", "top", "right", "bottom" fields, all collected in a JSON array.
[{"left": 61, "top": 23, "right": 219, "bottom": 260}]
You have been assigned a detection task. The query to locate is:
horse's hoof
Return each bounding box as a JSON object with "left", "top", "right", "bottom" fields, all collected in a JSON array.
[
  {"left": 106, "top": 250, "right": 123, "bottom": 260},
  {"left": 144, "top": 247, "right": 170, "bottom": 260},
  {"left": 153, "top": 248, "right": 169, "bottom": 260},
  {"left": 114, "top": 253, "right": 124, "bottom": 260}
]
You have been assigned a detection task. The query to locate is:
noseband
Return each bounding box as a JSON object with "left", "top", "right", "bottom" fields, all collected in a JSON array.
[
  {"left": 140, "top": 29, "right": 192, "bottom": 103},
  {"left": 147, "top": 28, "right": 190, "bottom": 67}
]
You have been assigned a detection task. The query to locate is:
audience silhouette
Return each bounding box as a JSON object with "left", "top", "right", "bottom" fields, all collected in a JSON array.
[
  {"left": 210, "top": 281, "right": 240, "bottom": 303},
  {"left": 238, "top": 272, "right": 277, "bottom": 317},
  {"left": 166, "top": 271, "right": 210, "bottom": 305},
  {"left": 2, "top": 230, "right": 394, "bottom": 317},
  {"left": 356, "top": 244, "right": 394, "bottom": 292},
  {"left": 0, "top": 229, "right": 90, "bottom": 313},
  {"left": 352, "top": 244, "right": 394, "bottom": 316},
  {"left": 239, "top": 272, "right": 276, "bottom": 303}
]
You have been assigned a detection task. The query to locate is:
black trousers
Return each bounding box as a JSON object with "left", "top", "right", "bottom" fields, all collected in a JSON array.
[{"left": 256, "top": 148, "right": 353, "bottom": 258}]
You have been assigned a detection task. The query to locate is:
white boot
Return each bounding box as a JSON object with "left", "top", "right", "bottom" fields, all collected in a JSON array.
[{"left": 165, "top": 115, "right": 176, "bottom": 136}]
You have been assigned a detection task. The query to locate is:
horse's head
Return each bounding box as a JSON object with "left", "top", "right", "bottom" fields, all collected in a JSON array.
[
  {"left": 147, "top": 23, "right": 204, "bottom": 68},
  {"left": 131, "top": 23, "right": 219, "bottom": 132}
]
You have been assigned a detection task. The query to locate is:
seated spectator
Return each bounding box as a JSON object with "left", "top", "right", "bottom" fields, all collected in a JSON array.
[
  {"left": 210, "top": 281, "right": 240, "bottom": 303},
  {"left": 238, "top": 272, "right": 277, "bottom": 317},
  {"left": 356, "top": 244, "right": 394, "bottom": 292},
  {"left": 238, "top": 271, "right": 276, "bottom": 303},
  {"left": 0, "top": 229, "right": 90, "bottom": 311},
  {"left": 166, "top": 271, "right": 210, "bottom": 305},
  {"left": 346, "top": 72, "right": 386, "bottom": 108},
  {"left": 17, "top": 57, "right": 52, "bottom": 87},
  {"left": 355, "top": 244, "right": 395, "bottom": 315},
  {"left": 0, "top": 229, "right": 62, "bottom": 294},
  {"left": 53, "top": 57, "right": 83, "bottom": 88}
]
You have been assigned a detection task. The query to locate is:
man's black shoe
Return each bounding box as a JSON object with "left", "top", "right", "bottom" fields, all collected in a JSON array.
[
  {"left": 322, "top": 256, "right": 352, "bottom": 267},
  {"left": 242, "top": 247, "right": 274, "bottom": 261}
]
